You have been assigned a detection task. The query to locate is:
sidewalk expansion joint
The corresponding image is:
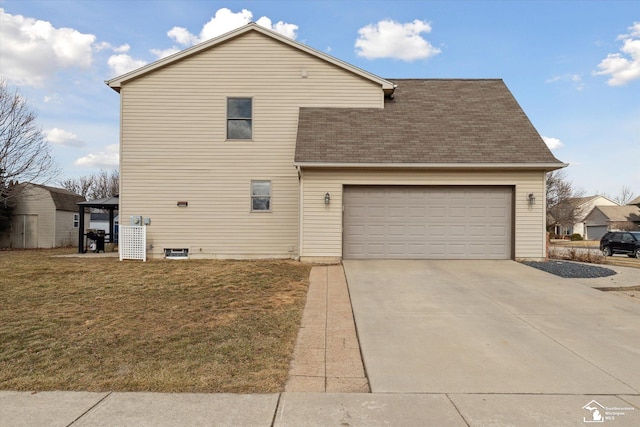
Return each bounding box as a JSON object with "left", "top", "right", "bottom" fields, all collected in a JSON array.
[{"left": 67, "top": 391, "right": 112, "bottom": 426}]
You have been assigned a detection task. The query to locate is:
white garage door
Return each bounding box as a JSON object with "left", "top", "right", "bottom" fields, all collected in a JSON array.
[{"left": 343, "top": 186, "right": 513, "bottom": 259}]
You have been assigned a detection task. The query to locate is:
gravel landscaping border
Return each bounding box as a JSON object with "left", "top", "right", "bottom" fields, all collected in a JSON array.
[{"left": 522, "top": 260, "right": 617, "bottom": 278}]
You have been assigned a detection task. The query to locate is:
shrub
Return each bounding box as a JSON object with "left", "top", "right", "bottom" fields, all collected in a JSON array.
[{"left": 570, "top": 233, "right": 583, "bottom": 241}]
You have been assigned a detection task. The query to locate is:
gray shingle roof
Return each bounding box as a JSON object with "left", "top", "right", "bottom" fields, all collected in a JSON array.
[
  {"left": 295, "top": 79, "right": 564, "bottom": 166},
  {"left": 36, "top": 184, "right": 86, "bottom": 211},
  {"left": 16, "top": 183, "right": 85, "bottom": 212},
  {"left": 595, "top": 205, "right": 640, "bottom": 223}
]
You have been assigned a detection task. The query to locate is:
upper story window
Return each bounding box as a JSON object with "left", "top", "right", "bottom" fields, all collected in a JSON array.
[{"left": 227, "top": 98, "right": 252, "bottom": 140}]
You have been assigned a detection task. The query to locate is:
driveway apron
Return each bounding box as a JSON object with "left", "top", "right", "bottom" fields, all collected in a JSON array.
[{"left": 343, "top": 260, "right": 640, "bottom": 394}]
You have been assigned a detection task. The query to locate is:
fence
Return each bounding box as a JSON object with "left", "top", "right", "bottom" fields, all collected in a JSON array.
[{"left": 119, "top": 225, "right": 146, "bottom": 262}]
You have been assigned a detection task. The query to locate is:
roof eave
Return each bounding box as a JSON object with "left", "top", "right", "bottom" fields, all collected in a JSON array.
[
  {"left": 106, "top": 23, "right": 394, "bottom": 92},
  {"left": 294, "top": 162, "right": 568, "bottom": 171}
]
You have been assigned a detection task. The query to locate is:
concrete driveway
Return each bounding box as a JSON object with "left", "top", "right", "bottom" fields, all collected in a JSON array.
[{"left": 343, "top": 260, "right": 640, "bottom": 394}]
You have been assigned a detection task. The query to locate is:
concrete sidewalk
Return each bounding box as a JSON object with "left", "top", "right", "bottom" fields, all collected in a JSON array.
[
  {"left": 2, "top": 390, "right": 639, "bottom": 426},
  {"left": 285, "top": 265, "right": 369, "bottom": 393}
]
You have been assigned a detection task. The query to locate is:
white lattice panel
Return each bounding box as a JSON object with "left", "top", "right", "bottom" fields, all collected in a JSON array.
[{"left": 119, "top": 225, "right": 146, "bottom": 261}]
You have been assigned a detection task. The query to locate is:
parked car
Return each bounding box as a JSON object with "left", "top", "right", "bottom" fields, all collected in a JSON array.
[{"left": 600, "top": 231, "right": 640, "bottom": 258}]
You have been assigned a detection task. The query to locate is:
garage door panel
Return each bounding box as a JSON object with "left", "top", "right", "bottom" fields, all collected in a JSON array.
[
  {"left": 428, "top": 243, "right": 445, "bottom": 255},
  {"left": 450, "top": 207, "right": 467, "bottom": 218},
  {"left": 469, "top": 225, "right": 486, "bottom": 237},
  {"left": 429, "top": 207, "right": 446, "bottom": 218},
  {"left": 449, "top": 225, "right": 466, "bottom": 237},
  {"left": 344, "top": 186, "right": 513, "bottom": 259},
  {"left": 408, "top": 225, "right": 426, "bottom": 235},
  {"left": 469, "top": 207, "right": 486, "bottom": 218},
  {"left": 490, "top": 206, "right": 508, "bottom": 218},
  {"left": 448, "top": 244, "right": 467, "bottom": 255},
  {"left": 490, "top": 225, "right": 508, "bottom": 237},
  {"left": 388, "top": 225, "right": 406, "bottom": 236},
  {"left": 429, "top": 225, "right": 446, "bottom": 236}
]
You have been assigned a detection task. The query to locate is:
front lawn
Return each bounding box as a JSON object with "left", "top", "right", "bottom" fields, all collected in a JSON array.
[{"left": 0, "top": 249, "right": 310, "bottom": 393}]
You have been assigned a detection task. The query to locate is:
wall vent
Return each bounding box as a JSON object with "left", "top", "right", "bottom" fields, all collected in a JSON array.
[{"left": 164, "top": 248, "right": 189, "bottom": 259}]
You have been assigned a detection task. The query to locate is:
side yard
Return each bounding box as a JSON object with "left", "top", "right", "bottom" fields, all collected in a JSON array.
[{"left": 0, "top": 249, "right": 310, "bottom": 393}]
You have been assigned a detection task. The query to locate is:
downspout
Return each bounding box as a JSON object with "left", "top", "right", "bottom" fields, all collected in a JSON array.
[{"left": 296, "top": 165, "right": 303, "bottom": 261}]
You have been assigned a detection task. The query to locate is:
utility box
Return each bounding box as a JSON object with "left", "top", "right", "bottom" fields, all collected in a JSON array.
[{"left": 130, "top": 216, "right": 143, "bottom": 226}]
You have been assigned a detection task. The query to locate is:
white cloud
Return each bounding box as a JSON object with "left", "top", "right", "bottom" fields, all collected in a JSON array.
[
  {"left": 545, "top": 73, "right": 584, "bottom": 91},
  {"left": 542, "top": 136, "right": 564, "bottom": 150},
  {"left": 94, "top": 41, "right": 130, "bottom": 53},
  {"left": 45, "top": 128, "right": 84, "bottom": 147},
  {"left": 355, "top": 19, "right": 441, "bottom": 61},
  {"left": 107, "top": 54, "right": 147, "bottom": 76},
  {"left": 151, "top": 47, "right": 180, "bottom": 59},
  {"left": 74, "top": 144, "right": 119, "bottom": 168},
  {"left": 199, "top": 8, "right": 254, "bottom": 42},
  {"left": 113, "top": 43, "right": 130, "bottom": 53},
  {"left": 43, "top": 94, "right": 62, "bottom": 104},
  {"left": 0, "top": 8, "right": 96, "bottom": 87},
  {"left": 168, "top": 26, "right": 199, "bottom": 46},
  {"left": 594, "top": 22, "right": 640, "bottom": 86},
  {"left": 255, "top": 16, "right": 298, "bottom": 40},
  {"left": 167, "top": 7, "right": 298, "bottom": 49}
]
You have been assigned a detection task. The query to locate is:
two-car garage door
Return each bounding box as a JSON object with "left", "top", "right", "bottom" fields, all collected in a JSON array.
[{"left": 343, "top": 186, "right": 513, "bottom": 259}]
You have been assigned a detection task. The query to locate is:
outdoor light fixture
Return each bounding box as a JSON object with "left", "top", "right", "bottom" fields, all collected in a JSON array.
[
  {"left": 528, "top": 193, "right": 536, "bottom": 205},
  {"left": 324, "top": 192, "right": 331, "bottom": 205}
]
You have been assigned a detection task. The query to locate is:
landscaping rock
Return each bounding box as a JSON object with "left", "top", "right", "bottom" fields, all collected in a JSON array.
[{"left": 522, "top": 260, "right": 616, "bottom": 279}]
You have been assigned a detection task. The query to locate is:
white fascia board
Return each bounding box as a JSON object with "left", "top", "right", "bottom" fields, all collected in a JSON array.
[
  {"left": 106, "top": 23, "right": 394, "bottom": 92},
  {"left": 294, "top": 162, "right": 568, "bottom": 171}
]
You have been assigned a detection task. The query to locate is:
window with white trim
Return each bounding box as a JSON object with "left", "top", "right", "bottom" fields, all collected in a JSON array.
[
  {"left": 251, "top": 181, "right": 271, "bottom": 212},
  {"left": 73, "top": 213, "right": 79, "bottom": 228},
  {"left": 227, "top": 98, "right": 252, "bottom": 139}
]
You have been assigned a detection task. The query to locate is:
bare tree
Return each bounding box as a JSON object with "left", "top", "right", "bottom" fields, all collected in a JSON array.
[
  {"left": 546, "top": 170, "right": 585, "bottom": 234},
  {"left": 60, "top": 169, "right": 119, "bottom": 201},
  {"left": 1, "top": 80, "right": 59, "bottom": 231},
  {"left": 92, "top": 169, "right": 119, "bottom": 199},
  {"left": 59, "top": 175, "right": 95, "bottom": 200},
  {"left": 612, "top": 186, "right": 635, "bottom": 205}
]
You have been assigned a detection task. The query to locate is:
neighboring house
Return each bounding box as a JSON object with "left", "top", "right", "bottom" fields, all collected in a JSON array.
[
  {"left": 106, "top": 23, "right": 565, "bottom": 261},
  {"left": 0, "top": 183, "right": 88, "bottom": 248},
  {"left": 584, "top": 205, "right": 640, "bottom": 240},
  {"left": 552, "top": 195, "right": 618, "bottom": 238},
  {"left": 628, "top": 195, "right": 640, "bottom": 206}
]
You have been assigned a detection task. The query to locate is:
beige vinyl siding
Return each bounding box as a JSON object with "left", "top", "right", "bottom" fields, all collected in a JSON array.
[
  {"left": 12, "top": 186, "right": 55, "bottom": 248},
  {"left": 299, "top": 169, "right": 547, "bottom": 262},
  {"left": 119, "top": 31, "right": 383, "bottom": 258}
]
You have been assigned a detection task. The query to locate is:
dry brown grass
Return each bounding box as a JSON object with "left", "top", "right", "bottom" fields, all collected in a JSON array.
[
  {"left": 0, "top": 248, "right": 311, "bottom": 393},
  {"left": 550, "top": 240, "right": 599, "bottom": 248},
  {"left": 548, "top": 246, "right": 607, "bottom": 264},
  {"left": 549, "top": 244, "right": 640, "bottom": 269}
]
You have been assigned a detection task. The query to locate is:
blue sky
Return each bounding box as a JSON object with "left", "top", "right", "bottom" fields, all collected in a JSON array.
[{"left": 1, "top": 0, "right": 638, "bottom": 197}]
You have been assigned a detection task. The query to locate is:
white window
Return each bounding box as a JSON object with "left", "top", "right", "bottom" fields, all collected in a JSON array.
[
  {"left": 73, "top": 213, "right": 79, "bottom": 228},
  {"left": 251, "top": 181, "right": 271, "bottom": 212},
  {"left": 227, "top": 98, "right": 252, "bottom": 139}
]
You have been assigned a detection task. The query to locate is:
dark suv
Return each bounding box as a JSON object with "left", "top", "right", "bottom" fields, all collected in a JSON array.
[{"left": 600, "top": 231, "right": 640, "bottom": 258}]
